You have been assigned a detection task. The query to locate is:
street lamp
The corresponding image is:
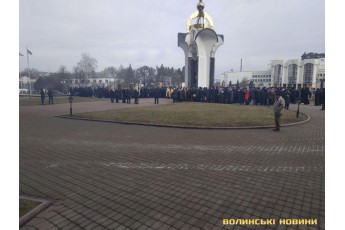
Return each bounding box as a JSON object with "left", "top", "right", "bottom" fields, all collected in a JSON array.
[
  {"left": 144, "top": 71, "right": 148, "bottom": 88},
  {"left": 296, "top": 97, "right": 301, "bottom": 118},
  {"left": 68, "top": 95, "right": 74, "bottom": 116}
]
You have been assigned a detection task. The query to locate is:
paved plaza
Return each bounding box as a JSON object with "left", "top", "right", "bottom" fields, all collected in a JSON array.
[{"left": 19, "top": 98, "right": 325, "bottom": 229}]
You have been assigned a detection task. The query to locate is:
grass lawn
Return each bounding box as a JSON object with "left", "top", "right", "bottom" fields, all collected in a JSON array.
[
  {"left": 72, "top": 102, "right": 308, "bottom": 127},
  {"left": 19, "top": 199, "right": 41, "bottom": 217},
  {"left": 19, "top": 96, "right": 108, "bottom": 106}
]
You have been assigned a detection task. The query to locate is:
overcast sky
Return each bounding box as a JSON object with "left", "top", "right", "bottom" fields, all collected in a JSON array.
[{"left": 19, "top": 0, "right": 325, "bottom": 77}]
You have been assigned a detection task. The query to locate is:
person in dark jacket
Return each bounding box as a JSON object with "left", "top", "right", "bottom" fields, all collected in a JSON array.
[
  {"left": 110, "top": 89, "right": 115, "bottom": 103},
  {"left": 284, "top": 92, "right": 290, "bottom": 110},
  {"left": 126, "top": 89, "right": 132, "bottom": 104},
  {"left": 294, "top": 88, "right": 300, "bottom": 103},
  {"left": 115, "top": 89, "right": 120, "bottom": 103},
  {"left": 172, "top": 89, "right": 178, "bottom": 103},
  {"left": 122, "top": 89, "right": 126, "bottom": 103},
  {"left": 320, "top": 88, "right": 325, "bottom": 110},
  {"left": 314, "top": 88, "right": 321, "bottom": 106},
  {"left": 238, "top": 88, "right": 244, "bottom": 105},
  {"left": 289, "top": 88, "right": 295, "bottom": 104},
  {"left": 154, "top": 87, "right": 161, "bottom": 104},
  {"left": 48, "top": 88, "right": 54, "bottom": 105},
  {"left": 301, "top": 86, "right": 310, "bottom": 104},
  {"left": 229, "top": 88, "right": 234, "bottom": 104},
  {"left": 40, "top": 88, "right": 45, "bottom": 105}
]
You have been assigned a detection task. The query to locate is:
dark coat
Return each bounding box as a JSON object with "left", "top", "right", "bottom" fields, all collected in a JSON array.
[{"left": 154, "top": 89, "right": 161, "bottom": 99}]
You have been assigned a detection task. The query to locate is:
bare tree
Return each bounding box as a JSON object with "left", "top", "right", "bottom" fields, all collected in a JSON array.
[
  {"left": 57, "top": 65, "right": 71, "bottom": 91},
  {"left": 57, "top": 65, "right": 67, "bottom": 74},
  {"left": 20, "top": 68, "right": 40, "bottom": 79},
  {"left": 240, "top": 77, "right": 249, "bottom": 88},
  {"left": 106, "top": 66, "right": 117, "bottom": 78},
  {"left": 136, "top": 66, "right": 155, "bottom": 87},
  {"left": 75, "top": 53, "right": 98, "bottom": 80},
  {"left": 99, "top": 66, "right": 117, "bottom": 87}
]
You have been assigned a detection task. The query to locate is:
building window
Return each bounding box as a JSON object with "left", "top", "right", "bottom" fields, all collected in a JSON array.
[
  {"left": 99, "top": 80, "right": 102, "bottom": 83},
  {"left": 273, "top": 65, "right": 282, "bottom": 86},
  {"left": 303, "top": 63, "right": 314, "bottom": 84},
  {"left": 105, "top": 80, "right": 109, "bottom": 83},
  {"left": 93, "top": 80, "right": 96, "bottom": 83},
  {"left": 288, "top": 64, "right": 298, "bottom": 85}
]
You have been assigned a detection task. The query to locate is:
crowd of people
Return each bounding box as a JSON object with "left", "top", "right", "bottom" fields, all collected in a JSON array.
[
  {"left": 68, "top": 86, "right": 164, "bottom": 104},
  {"left": 67, "top": 85, "right": 325, "bottom": 108},
  {"left": 167, "top": 86, "right": 325, "bottom": 107}
]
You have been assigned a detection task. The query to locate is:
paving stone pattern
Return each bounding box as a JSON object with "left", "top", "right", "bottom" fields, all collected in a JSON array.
[{"left": 20, "top": 99, "right": 325, "bottom": 229}]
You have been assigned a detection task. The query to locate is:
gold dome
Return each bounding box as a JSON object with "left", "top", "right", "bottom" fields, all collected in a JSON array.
[
  {"left": 197, "top": 1, "right": 204, "bottom": 11},
  {"left": 186, "top": 0, "right": 214, "bottom": 32}
]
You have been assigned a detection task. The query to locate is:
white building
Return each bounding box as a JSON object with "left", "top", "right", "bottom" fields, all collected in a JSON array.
[
  {"left": 222, "top": 70, "right": 271, "bottom": 88},
  {"left": 271, "top": 57, "right": 325, "bottom": 89},
  {"left": 19, "top": 76, "right": 36, "bottom": 93},
  {"left": 69, "top": 76, "right": 122, "bottom": 88},
  {"left": 252, "top": 71, "right": 272, "bottom": 88},
  {"left": 221, "top": 53, "right": 325, "bottom": 89}
]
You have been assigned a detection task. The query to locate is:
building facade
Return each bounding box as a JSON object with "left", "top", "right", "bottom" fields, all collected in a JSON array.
[
  {"left": 270, "top": 53, "right": 325, "bottom": 89},
  {"left": 68, "top": 77, "right": 120, "bottom": 88},
  {"left": 222, "top": 53, "right": 325, "bottom": 89},
  {"left": 222, "top": 70, "right": 272, "bottom": 88},
  {"left": 19, "top": 76, "right": 36, "bottom": 94}
]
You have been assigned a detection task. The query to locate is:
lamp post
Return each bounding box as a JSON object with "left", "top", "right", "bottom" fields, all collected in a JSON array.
[
  {"left": 68, "top": 95, "right": 74, "bottom": 116},
  {"left": 113, "top": 73, "right": 117, "bottom": 90},
  {"left": 296, "top": 97, "right": 301, "bottom": 118},
  {"left": 144, "top": 71, "right": 148, "bottom": 88}
]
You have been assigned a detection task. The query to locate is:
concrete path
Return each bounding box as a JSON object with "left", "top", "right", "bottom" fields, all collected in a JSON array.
[{"left": 20, "top": 98, "right": 324, "bottom": 229}]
